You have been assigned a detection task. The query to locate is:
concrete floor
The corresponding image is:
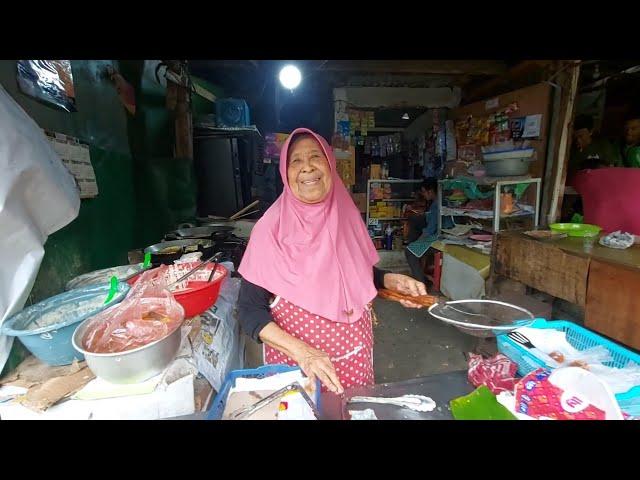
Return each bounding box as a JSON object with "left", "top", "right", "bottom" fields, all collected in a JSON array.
[
  {"left": 372, "top": 298, "right": 477, "bottom": 383},
  {"left": 243, "top": 299, "right": 481, "bottom": 384}
]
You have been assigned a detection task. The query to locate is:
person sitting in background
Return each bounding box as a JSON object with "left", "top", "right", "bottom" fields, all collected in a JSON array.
[
  {"left": 622, "top": 111, "right": 640, "bottom": 168},
  {"left": 569, "top": 114, "right": 621, "bottom": 172},
  {"left": 404, "top": 178, "right": 439, "bottom": 285}
]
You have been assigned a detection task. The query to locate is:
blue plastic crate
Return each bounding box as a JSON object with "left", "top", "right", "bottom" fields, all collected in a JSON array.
[
  {"left": 497, "top": 319, "right": 640, "bottom": 416},
  {"left": 206, "top": 364, "right": 321, "bottom": 420}
]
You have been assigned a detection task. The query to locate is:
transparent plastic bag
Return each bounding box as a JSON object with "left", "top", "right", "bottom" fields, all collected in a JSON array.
[
  {"left": 65, "top": 264, "right": 146, "bottom": 291},
  {"left": 546, "top": 345, "right": 613, "bottom": 368},
  {"left": 81, "top": 266, "right": 184, "bottom": 354},
  {"left": 589, "top": 362, "right": 640, "bottom": 394}
]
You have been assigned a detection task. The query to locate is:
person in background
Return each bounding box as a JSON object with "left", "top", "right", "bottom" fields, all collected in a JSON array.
[
  {"left": 622, "top": 111, "right": 640, "bottom": 167},
  {"left": 569, "top": 114, "right": 621, "bottom": 172},
  {"left": 404, "top": 178, "right": 439, "bottom": 285}
]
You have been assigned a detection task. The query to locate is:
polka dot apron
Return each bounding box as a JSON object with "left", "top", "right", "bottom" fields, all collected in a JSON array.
[{"left": 264, "top": 297, "right": 375, "bottom": 392}]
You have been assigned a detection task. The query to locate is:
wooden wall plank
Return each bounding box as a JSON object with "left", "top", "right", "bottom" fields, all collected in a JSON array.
[
  {"left": 451, "top": 82, "right": 553, "bottom": 179},
  {"left": 493, "top": 233, "right": 589, "bottom": 306},
  {"left": 586, "top": 259, "right": 640, "bottom": 350}
]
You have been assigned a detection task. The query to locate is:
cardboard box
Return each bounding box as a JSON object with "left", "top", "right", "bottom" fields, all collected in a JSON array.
[
  {"left": 334, "top": 146, "right": 355, "bottom": 187},
  {"left": 370, "top": 164, "right": 381, "bottom": 179}
]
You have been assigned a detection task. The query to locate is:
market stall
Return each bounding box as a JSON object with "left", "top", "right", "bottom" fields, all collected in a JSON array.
[{"left": 4, "top": 58, "right": 640, "bottom": 422}]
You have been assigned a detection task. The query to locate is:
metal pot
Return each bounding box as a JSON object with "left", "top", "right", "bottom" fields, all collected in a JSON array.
[
  {"left": 195, "top": 216, "right": 236, "bottom": 227},
  {"left": 144, "top": 238, "right": 214, "bottom": 265},
  {"left": 72, "top": 320, "right": 182, "bottom": 384},
  {"left": 169, "top": 225, "right": 235, "bottom": 239},
  {"left": 483, "top": 157, "right": 533, "bottom": 176}
]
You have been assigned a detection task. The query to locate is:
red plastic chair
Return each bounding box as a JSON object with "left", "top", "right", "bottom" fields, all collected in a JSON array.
[{"left": 573, "top": 167, "right": 640, "bottom": 235}]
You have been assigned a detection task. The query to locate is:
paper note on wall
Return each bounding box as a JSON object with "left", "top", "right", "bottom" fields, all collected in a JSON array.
[
  {"left": 522, "top": 114, "right": 543, "bottom": 138},
  {"left": 44, "top": 131, "right": 98, "bottom": 198}
]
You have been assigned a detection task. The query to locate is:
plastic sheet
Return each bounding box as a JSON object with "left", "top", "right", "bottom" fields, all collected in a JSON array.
[
  {"left": 0, "top": 85, "right": 80, "bottom": 373},
  {"left": 81, "top": 266, "right": 184, "bottom": 354},
  {"left": 65, "top": 264, "right": 146, "bottom": 291},
  {"left": 17, "top": 61, "right": 77, "bottom": 112}
]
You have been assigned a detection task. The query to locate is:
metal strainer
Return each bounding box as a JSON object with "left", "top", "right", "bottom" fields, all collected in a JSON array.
[{"left": 427, "top": 299, "right": 535, "bottom": 338}]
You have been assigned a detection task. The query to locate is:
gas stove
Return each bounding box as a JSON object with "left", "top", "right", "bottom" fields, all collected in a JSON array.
[{"left": 214, "top": 234, "right": 247, "bottom": 273}]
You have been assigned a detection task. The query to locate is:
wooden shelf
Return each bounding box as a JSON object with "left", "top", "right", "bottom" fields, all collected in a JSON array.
[{"left": 370, "top": 198, "right": 415, "bottom": 202}]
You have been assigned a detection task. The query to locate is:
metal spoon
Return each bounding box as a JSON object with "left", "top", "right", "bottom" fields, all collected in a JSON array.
[{"left": 348, "top": 394, "right": 436, "bottom": 412}]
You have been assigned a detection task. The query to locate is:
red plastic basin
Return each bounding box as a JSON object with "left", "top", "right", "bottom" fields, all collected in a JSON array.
[{"left": 129, "top": 264, "right": 228, "bottom": 319}]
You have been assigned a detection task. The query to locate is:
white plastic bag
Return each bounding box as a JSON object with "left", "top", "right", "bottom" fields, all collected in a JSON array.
[{"left": 0, "top": 85, "right": 80, "bottom": 372}]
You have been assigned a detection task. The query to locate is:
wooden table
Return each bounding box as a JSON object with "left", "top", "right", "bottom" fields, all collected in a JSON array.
[{"left": 493, "top": 232, "right": 640, "bottom": 350}]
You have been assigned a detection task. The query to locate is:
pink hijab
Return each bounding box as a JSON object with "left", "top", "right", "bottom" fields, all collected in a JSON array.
[{"left": 239, "top": 128, "right": 379, "bottom": 324}]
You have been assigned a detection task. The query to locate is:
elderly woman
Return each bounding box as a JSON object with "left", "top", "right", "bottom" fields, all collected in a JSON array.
[{"left": 237, "top": 128, "right": 428, "bottom": 394}]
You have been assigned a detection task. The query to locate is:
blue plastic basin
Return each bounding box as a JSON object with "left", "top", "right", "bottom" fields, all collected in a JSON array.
[{"left": 1, "top": 282, "right": 130, "bottom": 366}]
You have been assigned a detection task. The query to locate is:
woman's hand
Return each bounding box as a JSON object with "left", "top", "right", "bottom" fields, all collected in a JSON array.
[
  {"left": 383, "top": 273, "right": 428, "bottom": 309},
  {"left": 293, "top": 342, "right": 344, "bottom": 395}
]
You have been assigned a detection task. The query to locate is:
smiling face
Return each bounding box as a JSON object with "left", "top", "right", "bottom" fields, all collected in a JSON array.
[{"left": 286, "top": 135, "right": 333, "bottom": 204}]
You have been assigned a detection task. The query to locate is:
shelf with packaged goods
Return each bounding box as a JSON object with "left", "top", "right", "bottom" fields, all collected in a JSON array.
[
  {"left": 370, "top": 198, "right": 415, "bottom": 203},
  {"left": 440, "top": 207, "right": 536, "bottom": 219},
  {"left": 366, "top": 178, "right": 422, "bottom": 230},
  {"left": 368, "top": 179, "right": 422, "bottom": 184},
  {"left": 437, "top": 177, "right": 541, "bottom": 234}
]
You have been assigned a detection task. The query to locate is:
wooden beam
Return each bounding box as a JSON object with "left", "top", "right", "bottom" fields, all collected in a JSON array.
[
  {"left": 546, "top": 62, "right": 580, "bottom": 225},
  {"left": 320, "top": 60, "right": 507, "bottom": 76},
  {"left": 464, "top": 60, "right": 555, "bottom": 103}
]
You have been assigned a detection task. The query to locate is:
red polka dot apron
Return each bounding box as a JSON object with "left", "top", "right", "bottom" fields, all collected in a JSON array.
[{"left": 264, "top": 297, "right": 375, "bottom": 392}]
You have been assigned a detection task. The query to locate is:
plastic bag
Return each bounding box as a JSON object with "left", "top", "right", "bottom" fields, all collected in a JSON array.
[
  {"left": 16, "top": 60, "right": 77, "bottom": 112},
  {"left": 81, "top": 266, "right": 184, "bottom": 354},
  {"left": 0, "top": 84, "right": 80, "bottom": 372},
  {"left": 514, "top": 368, "right": 624, "bottom": 420},
  {"left": 467, "top": 353, "right": 518, "bottom": 395},
  {"left": 589, "top": 363, "right": 640, "bottom": 395}
]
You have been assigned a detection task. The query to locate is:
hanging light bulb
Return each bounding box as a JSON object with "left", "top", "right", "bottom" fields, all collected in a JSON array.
[{"left": 279, "top": 65, "right": 302, "bottom": 90}]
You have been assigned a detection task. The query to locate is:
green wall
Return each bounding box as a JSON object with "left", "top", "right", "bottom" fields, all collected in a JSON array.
[{"left": 0, "top": 60, "right": 222, "bottom": 375}]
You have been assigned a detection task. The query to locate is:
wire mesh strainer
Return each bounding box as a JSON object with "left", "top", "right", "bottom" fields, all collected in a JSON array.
[{"left": 428, "top": 299, "right": 535, "bottom": 338}]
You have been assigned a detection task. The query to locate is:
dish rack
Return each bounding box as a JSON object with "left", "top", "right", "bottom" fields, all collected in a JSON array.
[{"left": 497, "top": 319, "right": 640, "bottom": 416}]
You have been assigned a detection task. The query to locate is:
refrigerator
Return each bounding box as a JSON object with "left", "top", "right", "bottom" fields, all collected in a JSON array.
[{"left": 193, "top": 128, "right": 258, "bottom": 218}]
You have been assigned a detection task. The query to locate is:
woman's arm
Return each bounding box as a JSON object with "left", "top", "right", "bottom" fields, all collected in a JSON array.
[
  {"left": 258, "top": 322, "right": 343, "bottom": 394},
  {"left": 236, "top": 279, "right": 274, "bottom": 342},
  {"left": 237, "top": 278, "right": 343, "bottom": 393}
]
